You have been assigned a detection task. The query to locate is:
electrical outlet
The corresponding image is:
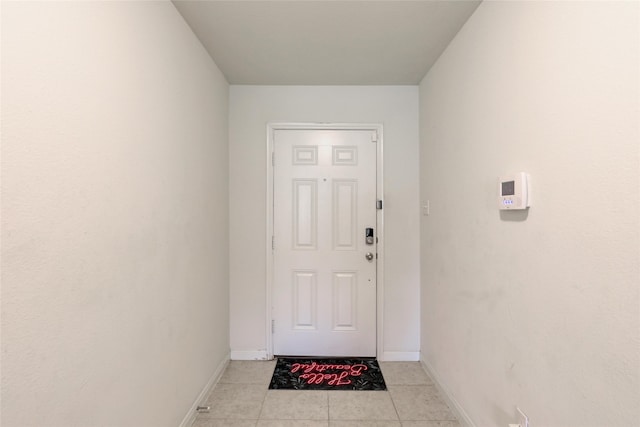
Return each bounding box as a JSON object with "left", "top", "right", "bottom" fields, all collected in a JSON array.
[{"left": 517, "top": 407, "right": 530, "bottom": 427}]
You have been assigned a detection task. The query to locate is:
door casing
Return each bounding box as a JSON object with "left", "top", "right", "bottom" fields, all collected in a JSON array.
[{"left": 265, "top": 122, "right": 384, "bottom": 359}]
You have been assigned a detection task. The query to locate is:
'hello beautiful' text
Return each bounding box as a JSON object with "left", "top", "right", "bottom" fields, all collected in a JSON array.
[{"left": 290, "top": 362, "right": 368, "bottom": 386}]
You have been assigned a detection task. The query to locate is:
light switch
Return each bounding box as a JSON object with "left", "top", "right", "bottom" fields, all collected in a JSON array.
[{"left": 422, "top": 200, "right": 430, "bottom": 216}]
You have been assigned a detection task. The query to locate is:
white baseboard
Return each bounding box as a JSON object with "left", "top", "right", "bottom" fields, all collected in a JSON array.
[
  {"left": 381, "top": 351, "right": 420, "bottom": 361},
  {"left": 231, "top": 350, "right": 414, "bottom": 361},
  {"left": 179, "top": 353, "right": 230, "bottom": 427},
  {"left": 230, "top": 350, "right": 270, "bottom": 360},
  {"left": 420, "top": 354, "right": 476, "bottom": 427}
]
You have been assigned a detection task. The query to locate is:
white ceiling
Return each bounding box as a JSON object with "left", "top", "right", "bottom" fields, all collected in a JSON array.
[{"left": 172, "top": 1, "right": 482, "bottom": 85}]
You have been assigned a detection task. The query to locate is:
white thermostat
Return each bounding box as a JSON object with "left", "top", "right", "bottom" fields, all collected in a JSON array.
[{"left": 499, "top": 172, "right": 531, "bottom": 210}]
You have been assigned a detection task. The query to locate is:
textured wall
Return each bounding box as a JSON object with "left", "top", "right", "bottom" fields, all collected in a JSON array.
[
  {"left": 419, "top": 1, "right": 639, "bottom": 426},
  {"left": 229, "top": 86, "right": 420, "bottom": 360},
  {"left": 1, "top": 2, "right": 229, "bottom": 426}
]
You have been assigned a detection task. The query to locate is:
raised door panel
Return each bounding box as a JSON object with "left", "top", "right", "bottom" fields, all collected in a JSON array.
[
  {"left": 292, "top": 179, "right": 317, "bottom": 250},
  {"left": 292, "top": 270, "right": 317, "bottom": 330},
  {"left": 333, "top": 271, "right": 357, "bottom": 331},
  {"left": 332, "top": 180, "right": 357, "bottom": 251}
]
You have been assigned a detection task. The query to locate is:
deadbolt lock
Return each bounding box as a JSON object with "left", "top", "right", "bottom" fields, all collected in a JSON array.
[{"left": 365, "top": 228, "right": 374, "bottom": 245}]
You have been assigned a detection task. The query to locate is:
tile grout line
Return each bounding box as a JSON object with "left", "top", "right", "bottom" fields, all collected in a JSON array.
[
  {"left": 379, "top": 365, "right": 403, "bottom": 424},
  {"left": 386, "top": 384, "right": 404, "bottom": 425},
  {"left": 257, "top": 362, "right": 276, "bottom": 423},
  {"left": 327, "top": 390, "right": 330, "bottom": 423}
]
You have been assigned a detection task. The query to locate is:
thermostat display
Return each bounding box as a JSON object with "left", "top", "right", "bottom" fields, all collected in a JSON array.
[
  {"left": 501, "top": 180, "right": 515, "bottom": 196},
  {"left": 499, "top": 173, "right": 530, "bottom": 210}
]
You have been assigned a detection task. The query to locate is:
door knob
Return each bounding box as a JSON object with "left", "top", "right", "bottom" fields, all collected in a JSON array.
[{"left": 365, "top": 252, "right": 374, "bottom": 261}]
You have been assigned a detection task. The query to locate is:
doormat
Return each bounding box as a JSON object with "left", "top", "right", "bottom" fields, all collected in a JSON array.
[{"left": 268, "top": 358, "right": 387, "bottom": 390}]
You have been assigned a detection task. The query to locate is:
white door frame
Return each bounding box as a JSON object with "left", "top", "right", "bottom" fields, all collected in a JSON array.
[{"left": 265, "top": 122, "right": 384, "bottom": 359}]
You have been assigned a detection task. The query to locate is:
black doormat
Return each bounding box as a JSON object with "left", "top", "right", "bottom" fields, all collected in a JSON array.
[{"left": 268, "top": 358, "right": 387, "bottom": 390}]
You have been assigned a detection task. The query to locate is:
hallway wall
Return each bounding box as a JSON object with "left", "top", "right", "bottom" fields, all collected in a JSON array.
[
  {"left": 419, "top": 1, "right": 639, "bottom": 426},
  {"left": 1, "top": 2, "right": 229, "bottom": 426},
  {"left": 229, "top": 86, "right": 420, "bottom": 360}
]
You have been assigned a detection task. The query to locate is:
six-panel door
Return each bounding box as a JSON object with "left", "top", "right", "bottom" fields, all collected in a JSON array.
[{"left": 272, "top": 129, "right": 377, "bottom": 357}]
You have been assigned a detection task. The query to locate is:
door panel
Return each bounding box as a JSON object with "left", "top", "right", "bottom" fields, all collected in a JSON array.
[
  {"left": 333, "top": 180, "right": 357, "bottom": 250},
  {"left": 333, "top": 271, "right": 357, "bottom": 330},
  {"left": 272, "top": 129, "right": 377, "bottom": 357},
  {"left": 292, "top": 180, "right": 317, "bottom": 249},
  {"left": 292, "top": 270, "right": 317, "bottom": 329}
]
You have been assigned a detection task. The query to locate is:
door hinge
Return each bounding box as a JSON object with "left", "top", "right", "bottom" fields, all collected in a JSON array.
[
  {"left": 272, "top": 319, "right": 275, "bottom": 333},
  {"left": 272, "top": 235, "right": 275, "bottom": 250},
  {"left": 377, "top": 200, "right": 383, "bottom": 210},
  {"left": 371, "top": 130, "right": 378, "bottom": 143}
]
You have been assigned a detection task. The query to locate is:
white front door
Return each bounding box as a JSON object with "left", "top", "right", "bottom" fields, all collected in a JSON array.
[{"left": 272, "top": 128, "right": 378, "bottom": 357}]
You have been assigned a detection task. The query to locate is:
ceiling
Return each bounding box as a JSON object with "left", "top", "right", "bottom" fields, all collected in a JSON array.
[{"left": 172, "top": 1, "right": 482, "bottom": 85}]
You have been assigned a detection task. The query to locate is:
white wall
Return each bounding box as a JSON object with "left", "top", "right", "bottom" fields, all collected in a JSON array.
[
  {"left": 229, "top": 86, "right": 420, "bottom": 360},
  {"left": 1, "top": 2, "right": 229, "bottom": 426},
  {"left": 419, "top": 2, "right": 639, "bottom": 426}
]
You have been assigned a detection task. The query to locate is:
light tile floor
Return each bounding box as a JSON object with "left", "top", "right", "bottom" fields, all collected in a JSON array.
[{"left": 193, "top": 361, "right": 461, "bottom": 427}]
